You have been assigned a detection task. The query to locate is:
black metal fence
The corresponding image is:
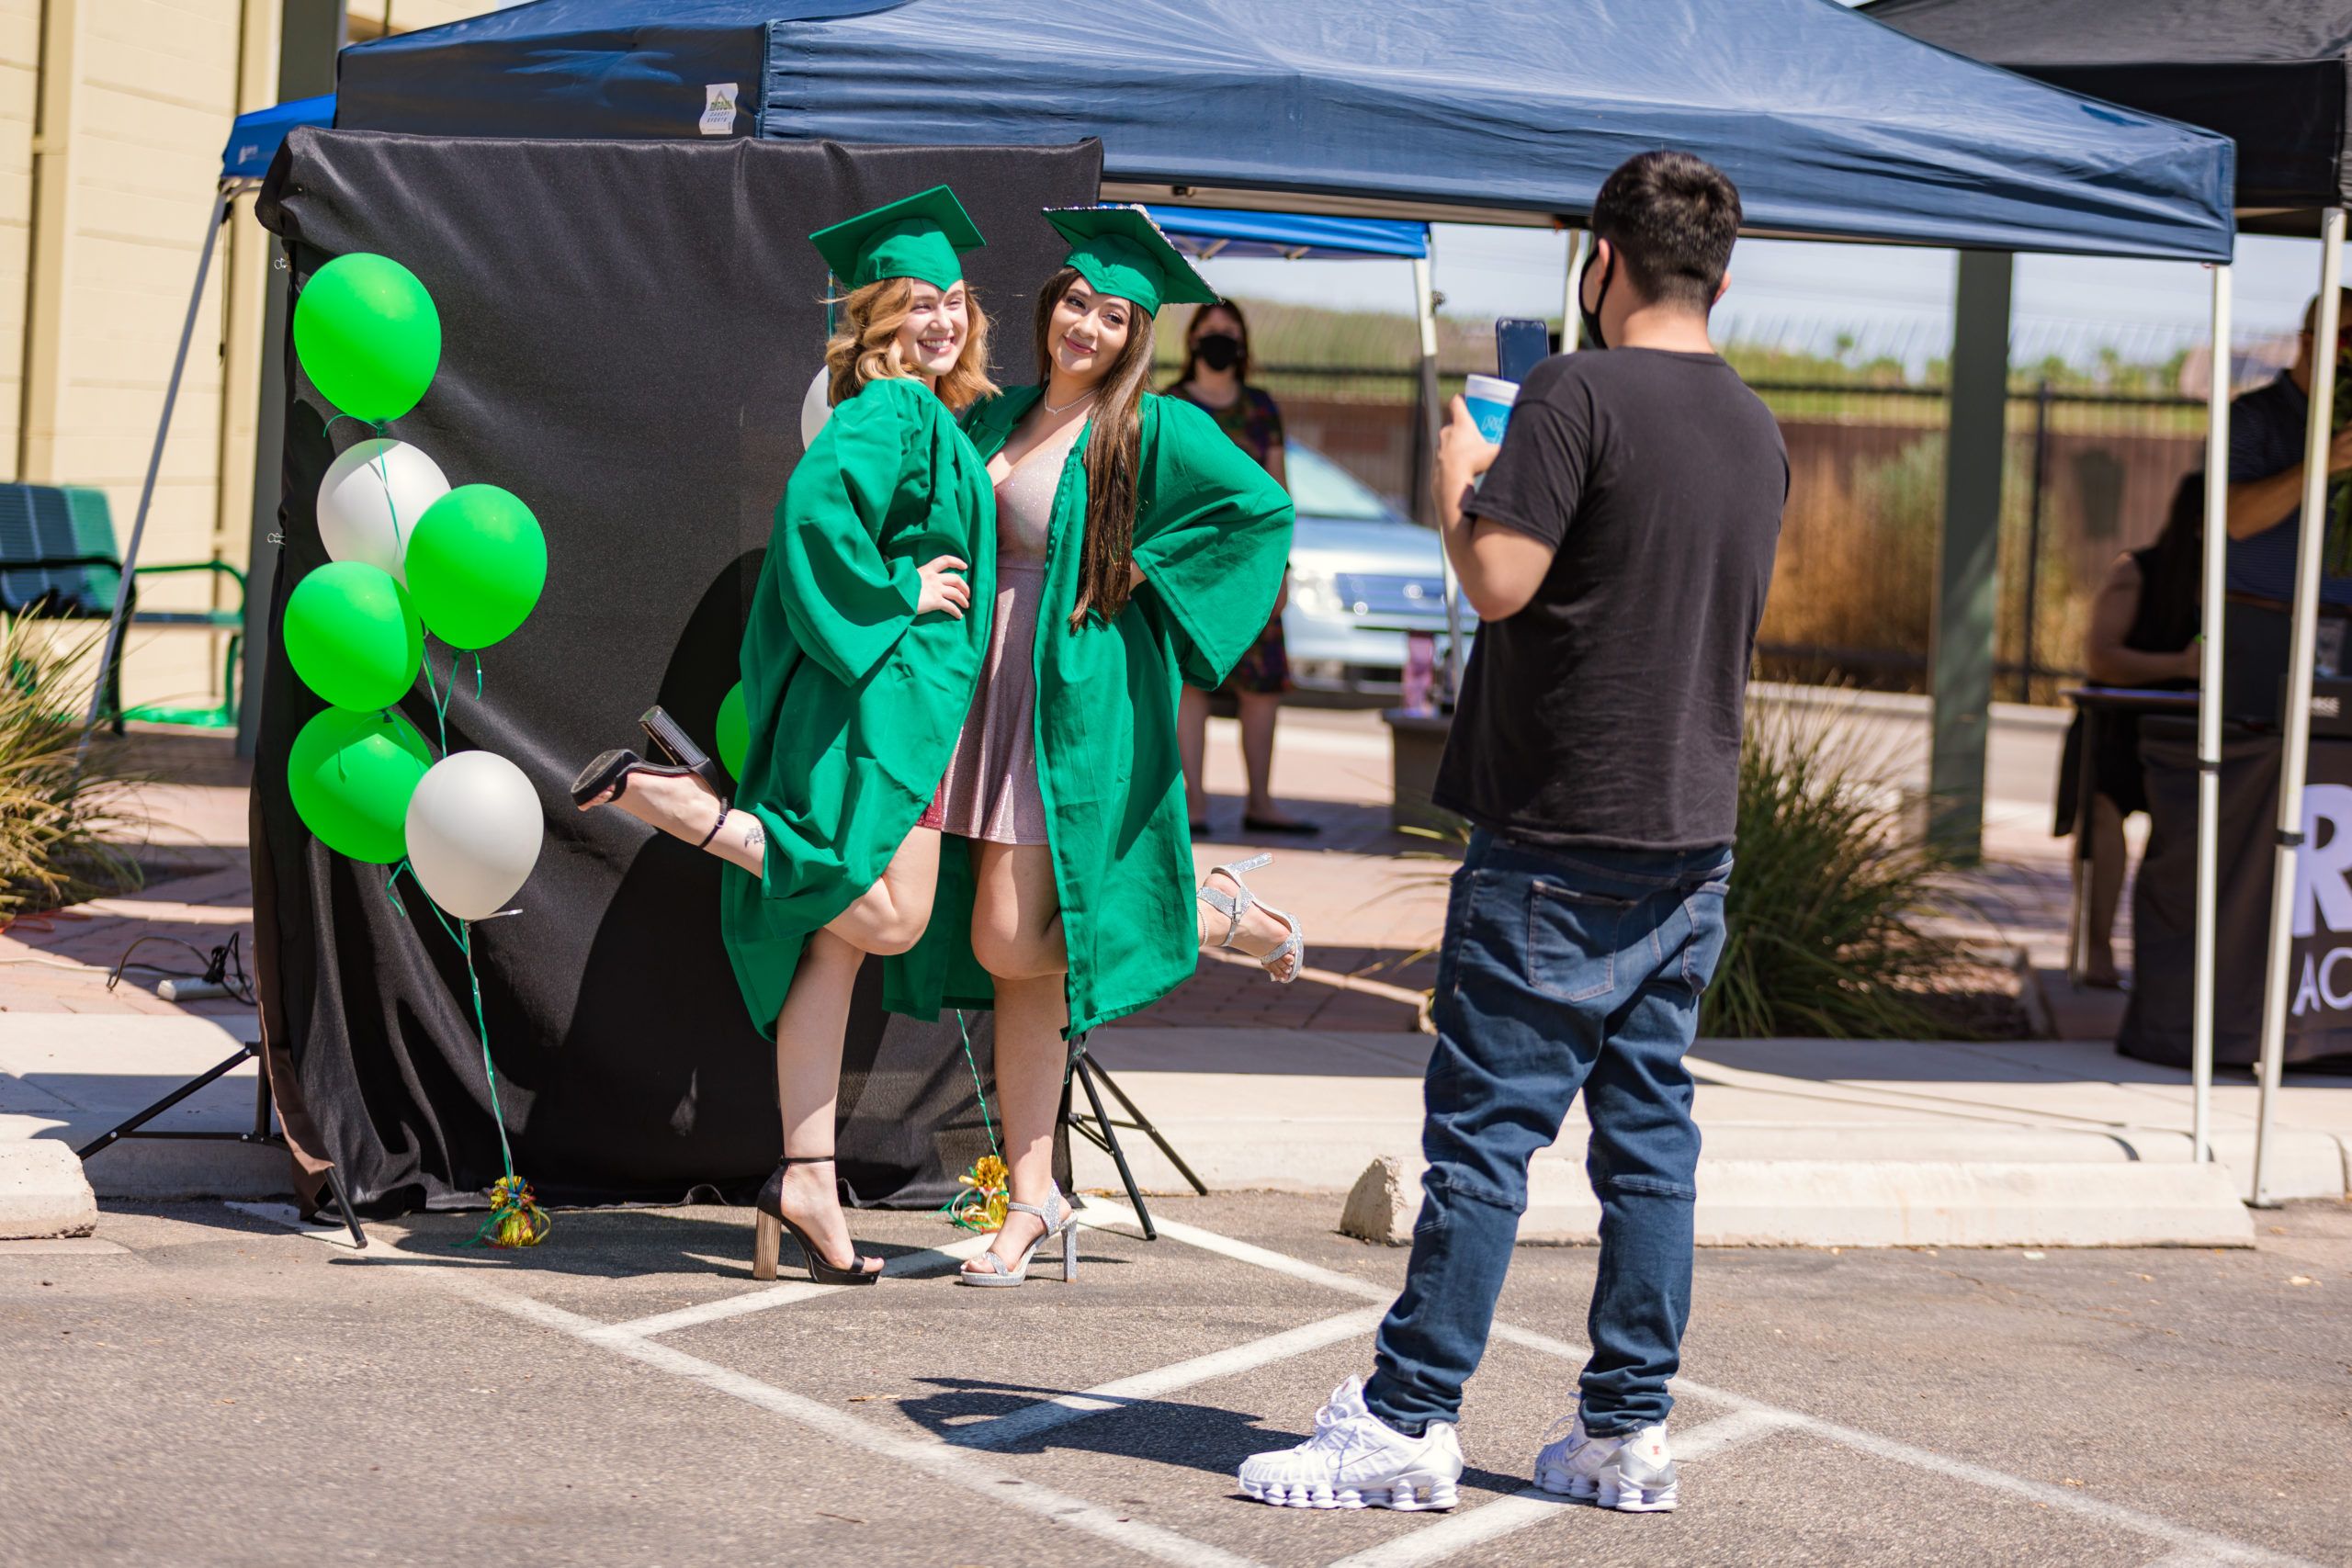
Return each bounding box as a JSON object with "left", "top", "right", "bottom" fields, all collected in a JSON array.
[{"left": 1235, "top": 363, "right": 2208, "bottom": 705}]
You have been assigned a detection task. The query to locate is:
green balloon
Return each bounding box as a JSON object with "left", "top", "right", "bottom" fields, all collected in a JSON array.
[
  {"left": 288, "top": 707, "right": 433, "bottom": 863},
  {"left": 405, "top": 485, "right": 548, "bottom": 650},
  {"left": 282, "top": 561, "right": 423, "bottom": 712},
  {"left": 716, "top": 682, "right": 748, "bottom": 779},
  {"left": 292, "top": 254, "right": 441, "bottom": 422}
]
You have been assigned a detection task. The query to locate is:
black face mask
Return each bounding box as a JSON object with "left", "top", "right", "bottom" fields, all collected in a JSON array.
[
  {"left": 1194, "top": 333, "right": 1243, "bottom": 373},
  {"left": 1578, "top": 249, "right": 1613, "bottom": 352}
]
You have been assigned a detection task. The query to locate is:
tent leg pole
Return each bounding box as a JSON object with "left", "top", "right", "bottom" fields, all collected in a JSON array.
[
  {"left": 76, "top": 181, "right": 233, "bottom": 763},
  {"left": 1415, "top": 248, "right": 1463, "bottom": 703},
  {"left": 1928, "top": 251, "right": 2013, "bottom": 864},
  {"left": 2192, "top": 264, "right": 2232, "bottom": 1168},
  {"left": 2251, "top": 208, "right": 2344, "bottom": 1206},
  {"left": 1561, "top": 227, "right": 1588, "bottom": 352},
  {"left": 236, "top": 232, "right": 288, "bottom": 758}
]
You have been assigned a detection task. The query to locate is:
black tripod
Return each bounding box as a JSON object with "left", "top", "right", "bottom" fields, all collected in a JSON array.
[
  {"left": 1061, "top": 1034, "right": 1205, "bottom": 1241},
  {"left": 75, "top": 1039, "right": 367, "bottom": 1248}
]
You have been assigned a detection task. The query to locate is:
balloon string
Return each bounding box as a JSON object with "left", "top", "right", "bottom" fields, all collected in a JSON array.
[
  {"left": 416, "top": 643, "right": 461, "bottom": 758},
  {"left": 383, "top": 858, "right": 409, "bottom": 919},
  {"left": 956, "top": 1010, "right": 1001, "bottom": 1159},
  {"left": 458, "top": 919, "right": 518, "bottom": 1187},
  {"left": 369, "top": 444, "right": 405, "bottom": 557}
]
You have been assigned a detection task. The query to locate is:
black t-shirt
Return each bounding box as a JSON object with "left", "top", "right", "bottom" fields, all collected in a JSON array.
[{"left": 1434, "top": 349, "right": 1787, "bottom": 852}]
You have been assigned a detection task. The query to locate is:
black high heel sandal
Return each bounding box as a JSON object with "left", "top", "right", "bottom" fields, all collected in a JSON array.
[
  {"left": 570, "top": 705, "right": 734, "bottom": 845},
  {"left": 752, "top": 1156, "right": 884, "bottom": 1285}
]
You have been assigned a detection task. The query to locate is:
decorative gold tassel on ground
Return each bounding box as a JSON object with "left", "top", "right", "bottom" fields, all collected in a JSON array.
[
  {"left": 473, "top": 1174, "right": 552, "bottom": 1248},
  {"left": 947, "top": 1154, "right": 1010, "bottom": 1234}
]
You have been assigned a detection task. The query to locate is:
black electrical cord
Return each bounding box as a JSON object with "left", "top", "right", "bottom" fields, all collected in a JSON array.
[{"left": 104, "top": 931, "right": 257, "bottom": 1006}]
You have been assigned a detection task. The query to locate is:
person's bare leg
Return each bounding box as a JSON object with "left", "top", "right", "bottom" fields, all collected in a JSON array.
[
  {"left": 1179, "top": 685, "right": 1213, "bottom": 827},
  {"left": 2085, "top": 795, "right": 2127, "bottom": 987},
  {"left": 972, "top": 971, "right": 1071, "bottom": 1275},
  {"left": 769, "top": 928, "right": 881, "bottom": 1274},
  {"left": 1237, "top": 690, "right": 1307, "bottom": 827},
  {"left": 969, "top": 840, "right": 1068, "bottom": 979},
  {"left": 577, "top": 768, "right": 764, "bottom": 874},
  {"left": 824, "top": 827, "right": 941, "bottom": 954},
  {"left": 964, "top": 841, "right": 1072, "bottom": 1277}
]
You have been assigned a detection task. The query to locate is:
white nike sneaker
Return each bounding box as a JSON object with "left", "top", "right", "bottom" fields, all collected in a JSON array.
[
  {"left": 1532, "top": 1409, "right": 1679, "bottom": 1512},
  {"left": 1238, "top": 1376, "right": 1463, "bottom": 1511}
]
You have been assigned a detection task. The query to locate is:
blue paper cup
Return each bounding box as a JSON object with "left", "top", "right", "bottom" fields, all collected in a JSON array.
[{"left": 1464, "top": 374, "right": 1519, "bottom": 444}]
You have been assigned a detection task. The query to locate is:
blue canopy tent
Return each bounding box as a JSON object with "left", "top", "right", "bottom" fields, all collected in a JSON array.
[
  {"left": 223, "top": 1, "right": 2242, "bottom": 1179},
  {"left": 321, "top": 0, "right": 2238, "bottom": 709},
  {"left": 330, "top": 0, "right": 2231, "bottom": 259},
  {"left": 1148, "top": 208, "right": 1427, "bottom": 263}
]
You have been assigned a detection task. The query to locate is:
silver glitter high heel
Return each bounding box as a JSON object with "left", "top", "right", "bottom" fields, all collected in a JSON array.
[
  {"left": 956, "top": 1184, "right": 1077, "bottom": 1286},
  {"left": 1197, "top": 853, "right": 1305, "bottom": 983}
]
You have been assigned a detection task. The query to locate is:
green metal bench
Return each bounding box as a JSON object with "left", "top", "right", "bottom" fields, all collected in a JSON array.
[{"left": 0, "top": 482, "right": 246, "bottom": 730}]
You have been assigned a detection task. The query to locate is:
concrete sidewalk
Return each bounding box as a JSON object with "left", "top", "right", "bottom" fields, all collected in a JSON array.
[
  {"left": 3, "top": 717, "right": 2323, "bottom": 1248},
  {"left": 1071, "top": 1027, "right": 2348, "bottom": 1247}
]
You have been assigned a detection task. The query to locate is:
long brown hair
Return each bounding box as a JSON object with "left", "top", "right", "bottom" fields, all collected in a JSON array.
[
  {"left": 1176, "top": 298, "right": 1251, "bottom": 387},
  {"left": 1034, "top": 266, "right": 1157, "bottom": 627},
  {"left": 824, "top": 276, "right": 997, "bottom": 412}
]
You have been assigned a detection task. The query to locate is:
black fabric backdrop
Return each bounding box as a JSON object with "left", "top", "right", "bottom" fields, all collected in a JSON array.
[
  {"left": 251, "top": 129, "right": 1101, "bottom": 1213},
  {"left": 2120, "top": 718, "right": 2352, "bottom": 1068}
]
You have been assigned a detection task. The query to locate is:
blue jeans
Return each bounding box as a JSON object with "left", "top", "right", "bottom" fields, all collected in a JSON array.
[{"left": 1363, "top": 829, "right": 1733, "bottom": 1438}]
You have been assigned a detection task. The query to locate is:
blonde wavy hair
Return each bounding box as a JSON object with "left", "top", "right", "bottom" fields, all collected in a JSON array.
[{"left": 822, "top": 276, "right": 996, "bottom": 412}]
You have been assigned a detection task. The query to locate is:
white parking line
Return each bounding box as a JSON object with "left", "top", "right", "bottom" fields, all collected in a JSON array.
[
  {"left": 610, "top": 1234, "right": 993, "bottom": 1337},
  {"left": 954, "top": 1306, "right": 1387, "bottom": 1450},
  {"left": 1080, "top": 1204, "right": 2321, "bottom": 1568},
  {"left": 440, "top": 1270, "right": 1272, "bottom": 1568},
  {"left": 1077, "top": 1202, "right": 1394, "bottom": 1303},
  {"left": 1320, "top": 1409, "right": 1793, "bottom": 1568},
  {"left": 238, "top": 1200, "right": 2318, "bottom": 1568}
]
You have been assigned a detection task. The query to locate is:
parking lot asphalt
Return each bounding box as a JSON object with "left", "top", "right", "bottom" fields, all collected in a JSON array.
[{"left": 4, "top": 1191, "right": 2346, "bottom": 1568}]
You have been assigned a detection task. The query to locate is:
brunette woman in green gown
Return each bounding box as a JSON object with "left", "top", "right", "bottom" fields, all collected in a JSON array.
[
  {"left": 572, "top": 187, "right": 999, "bottom": 1285},
  {"left": 885, "top": 208, "right": 1305, "bottom": 1285}
]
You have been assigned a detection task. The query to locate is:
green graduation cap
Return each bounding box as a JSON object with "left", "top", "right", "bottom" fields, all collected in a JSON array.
[
  {"left": 808, "top": 185, "right": 985, "bottom": 292},
  {"left": 1045, "top": 205, "right": 1218, "bottom": 316}
]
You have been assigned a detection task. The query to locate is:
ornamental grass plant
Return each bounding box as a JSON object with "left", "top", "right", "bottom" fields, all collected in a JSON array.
[
  {"left": 0, "top": 617, "right": 142, "bottom": 920},
  {"left": 1700, "top": 694, "right": 1974, "bottom": 1040}
]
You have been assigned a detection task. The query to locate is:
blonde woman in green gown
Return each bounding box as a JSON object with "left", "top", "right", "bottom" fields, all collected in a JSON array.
[{"left": 572, "top": 187, "right": 998, "bottom": 1285}]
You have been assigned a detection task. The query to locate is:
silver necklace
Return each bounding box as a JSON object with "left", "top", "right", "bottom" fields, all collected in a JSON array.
[{"left": 1041, "top": 385, "right": 1099, "bottom": 417}]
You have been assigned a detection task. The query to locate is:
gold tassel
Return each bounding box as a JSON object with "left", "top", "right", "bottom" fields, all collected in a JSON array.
[{"left": 471, "top": 1174, "right": 551, "bottom": 1248}]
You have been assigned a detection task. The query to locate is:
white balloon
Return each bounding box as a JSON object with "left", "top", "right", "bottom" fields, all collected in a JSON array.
[
  {"left": 403, "top": 750, "right": 544, "bottom": 921},
  {"left": 799, "top": 366, "right": 833, "bottom": 449},
  {"left": 316, "top": 438, "right": 449, "bottom": 583}
]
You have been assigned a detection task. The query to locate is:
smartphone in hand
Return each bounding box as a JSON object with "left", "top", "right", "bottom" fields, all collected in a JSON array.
[{"left": 1496, "top": 317, "right": 1550, "bottom": 384}]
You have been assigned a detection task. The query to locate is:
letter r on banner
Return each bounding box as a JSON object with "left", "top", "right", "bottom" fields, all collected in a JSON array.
[{"left": 2295, "top": 784, "right": 2352, "bottom": 940}]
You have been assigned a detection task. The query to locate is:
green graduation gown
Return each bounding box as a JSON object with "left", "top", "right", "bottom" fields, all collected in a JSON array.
[
  {"left": 720, "top": 376, "right": 995, "bottom": 1035},
  {"left": 884, "top": 387, "right": 1295, "bottom": 1036}
]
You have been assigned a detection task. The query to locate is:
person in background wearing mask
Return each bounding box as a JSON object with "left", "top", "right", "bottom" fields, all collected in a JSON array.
[
  {"left": 1168, "top": 299, "right": 1317, "bottom": 837},
  {"left": 2056, "top": 471, "right": 2204, "bottom": 988}
]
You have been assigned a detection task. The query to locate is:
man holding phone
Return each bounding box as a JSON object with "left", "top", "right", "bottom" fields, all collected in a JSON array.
[{"left": 1239, "top": 151, "right": 1785, "bottom": 1516}]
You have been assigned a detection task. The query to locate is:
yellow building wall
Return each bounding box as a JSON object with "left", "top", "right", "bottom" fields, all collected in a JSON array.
[
  {"left": 0, "top": 1, "right": 37, "bottom": 475},
  {"left": 10, "top": 0, "right": 514, "bottom": 719}
]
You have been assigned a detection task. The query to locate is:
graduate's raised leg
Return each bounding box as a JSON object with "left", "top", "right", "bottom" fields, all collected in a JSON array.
[
  {"left": 572, "top": 765, "right": 768, "bottom": 874},
  {"left": 823, "top": 826, "right": 942, "bottom": 955}
]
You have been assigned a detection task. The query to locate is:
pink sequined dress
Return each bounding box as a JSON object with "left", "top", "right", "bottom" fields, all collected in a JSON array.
[{"left": 917, "top": 416, "right": 1084, "bottom": 845}]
